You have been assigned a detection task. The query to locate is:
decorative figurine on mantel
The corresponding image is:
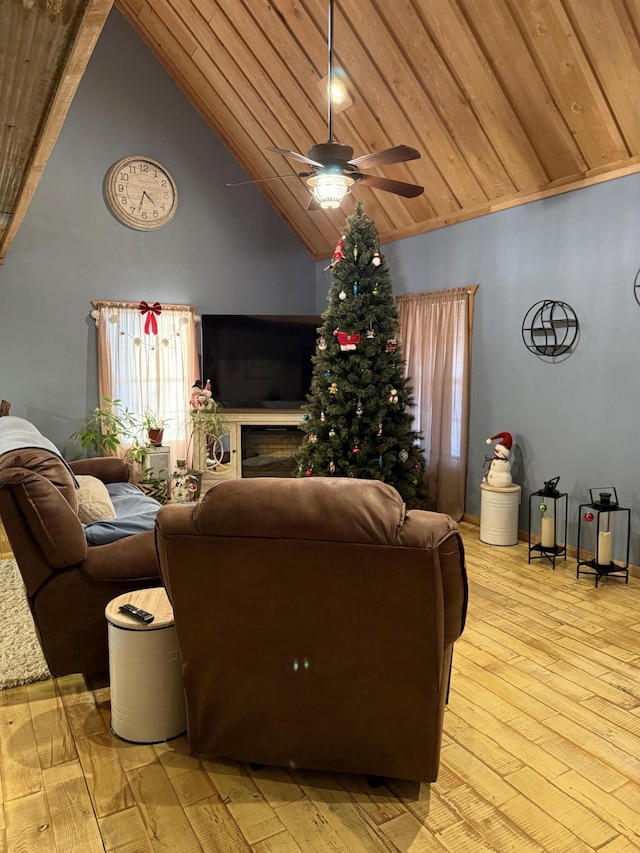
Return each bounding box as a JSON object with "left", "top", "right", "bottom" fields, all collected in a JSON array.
[
  {"left": 483, "top": 432, "right": 513, "bottom": 488},
  {"left": 190, "top": 379, "right": 216, "bottom": 411}
]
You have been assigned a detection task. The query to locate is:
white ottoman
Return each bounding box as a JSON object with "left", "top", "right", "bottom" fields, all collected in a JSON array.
[
  {"left": 480, "top": 483, "right": 521, "bottom": 546},
  {"left": 106, "top": 588, "right": 187, "bottom": 743}
]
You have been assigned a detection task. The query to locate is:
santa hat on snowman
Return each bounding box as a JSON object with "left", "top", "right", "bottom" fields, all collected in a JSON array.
[
  {"left": 483, "top": 432, "right": 513, "bottom": 487},
  {"left": 486, "top": 432, "right": 512, "bottom": 459}
]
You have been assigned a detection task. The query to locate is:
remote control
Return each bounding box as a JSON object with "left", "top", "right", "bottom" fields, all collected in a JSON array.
[{"left": 119, "top": 603, "right": 154, "bottom": 624}]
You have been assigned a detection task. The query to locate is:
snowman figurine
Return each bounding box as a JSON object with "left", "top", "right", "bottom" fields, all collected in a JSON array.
[{"left": 483, "top": 432, "right": 513, "bottom": 487}]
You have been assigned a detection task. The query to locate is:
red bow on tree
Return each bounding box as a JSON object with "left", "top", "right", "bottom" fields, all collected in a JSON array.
[
  {"left": 336, "top": 331, "right": 361, "bottom": 351},
  {"left": 139, "top": 301, "right": 162, "bottom": 335}
]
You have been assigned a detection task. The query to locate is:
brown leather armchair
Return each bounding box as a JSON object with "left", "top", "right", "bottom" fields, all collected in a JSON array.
[
  {"left": 156, "top": 476, "right": 468, "bottom": 783},
  {"left": 0, "top": 449, "right": 161, "bottom": 677}
]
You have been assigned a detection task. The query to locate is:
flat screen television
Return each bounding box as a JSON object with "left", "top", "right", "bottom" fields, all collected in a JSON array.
[{"left": 201, "top": 314, "right": 321, "bottom": 408}]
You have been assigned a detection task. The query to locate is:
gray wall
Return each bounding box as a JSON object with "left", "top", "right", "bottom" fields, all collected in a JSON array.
[
  {"left": 316, "top": 174, "right": 640, "bottom": 562},
  {"left": 0, "top": 9, "right": 315, "bottom": 453}
]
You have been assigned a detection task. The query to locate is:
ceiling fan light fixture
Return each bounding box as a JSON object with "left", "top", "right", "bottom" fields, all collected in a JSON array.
[{"left": 307, "top": 171, "right": 354, "bottom": 209}]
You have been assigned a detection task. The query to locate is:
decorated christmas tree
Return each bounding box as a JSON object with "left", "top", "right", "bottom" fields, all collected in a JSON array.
[{"left": 296, "top": 201, "right": 427, "bottom": 507}]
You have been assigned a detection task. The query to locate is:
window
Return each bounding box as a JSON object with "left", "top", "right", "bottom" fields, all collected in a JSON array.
[{"left": 94, "top": 301, "right": 200, "bottom": 464}]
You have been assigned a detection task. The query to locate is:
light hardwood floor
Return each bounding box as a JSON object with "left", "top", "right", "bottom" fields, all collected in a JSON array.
[{"left": 1, "top": 522, "right": 640, "bottom": 852}]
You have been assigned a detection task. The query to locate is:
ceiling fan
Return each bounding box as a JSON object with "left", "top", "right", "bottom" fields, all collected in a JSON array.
[{"left": 229, "top": 0, "right": 424, "bottom": 210}]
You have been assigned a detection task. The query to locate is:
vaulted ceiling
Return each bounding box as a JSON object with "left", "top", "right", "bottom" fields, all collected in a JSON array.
[{"left": 2, "top": 0, "right": 639, "bottom": 263}]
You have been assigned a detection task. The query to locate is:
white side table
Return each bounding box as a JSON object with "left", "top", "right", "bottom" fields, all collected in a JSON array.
[
  {"left": 105, "top": 587, "right": 187, "bottom": 743},
  {"left": 480, "top": 483, "right": 521, "bottom": 546},
  {"left": 145, "top": 445, "right": 171, "bottom": 485}
]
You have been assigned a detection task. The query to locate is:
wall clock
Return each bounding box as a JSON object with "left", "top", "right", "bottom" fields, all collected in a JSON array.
[{"left": 104, "top": 156, "right": 178, "bottom": 231}]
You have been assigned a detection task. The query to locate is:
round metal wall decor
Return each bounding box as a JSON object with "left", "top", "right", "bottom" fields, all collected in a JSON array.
[{"left": 521, "top": 300, "right": 579, "bottom": 359}]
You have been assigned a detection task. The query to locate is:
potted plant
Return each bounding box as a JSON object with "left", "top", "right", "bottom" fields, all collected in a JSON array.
[
  {"left": 70, "top": 397, "right": 141, "bottom": 457},
  {"left": 187, "top": 404, "right": 225, "bottom": 473},
  {"left": 70, "top": 398, "right": 159, "bottom": 478},
  {"left": 141, "top": 409, "right": 169, "bottom": 447}
]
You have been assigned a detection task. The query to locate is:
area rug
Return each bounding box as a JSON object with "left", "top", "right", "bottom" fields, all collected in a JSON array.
[{"left": 0, "top": 559, "right": 51, "bottom": 689}]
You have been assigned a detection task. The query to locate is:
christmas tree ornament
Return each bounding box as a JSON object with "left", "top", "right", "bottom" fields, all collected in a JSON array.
[
  {"left": 366, "top": 327, "right": 375, "bottom": 339},
  {"left": 399, "top": 449, "right": 409, "bottom": 462},
  {"left": 339, "top": 290, "right": 347, "bottom": 301},
  {"left": 329, "top": 427, "right": 336, "bottom": 437},
  {"left": 356, "top": 398, "right": 363, "bottom": 417},
  {"left": 329, "top": 460, "right": 336, "bottom": 473},
  {"left": 305, "top": 468, "right": 313, "bottom": 477},
  {"left": 325, "top": 369, "right": 331, "bottom": 377},
  {"left": 389, "top": 388, "right": 399, "bottom": 403},
  {"left": 354, "top": 245, "right": 358, "bottom": 260},
  {"left": 353, "top": 283, "right": 358, "bottom": 295},
  {"left": 377, "top": 422, "right": 383, "bottom": 436},
  {"left": 302, "top": 413, "right": 309, "bottom": 421},
  {"left": 538, "top": 503, "right": 547, "bottom": 513},
  {"left": 414, "top": 463, "right": 421, "bottom": 470},
  {"left": 323, "top": 237, "right": 345, "bottom": 271},
  {"left": 320, "top": 411, "right": 326, "bottom": 422},
  {"left": 336, "top": 331, "right": 361, "bottom": 351},
  {"left": 385, "top": 339, "right": 398, "bottom": 353},
  {"left": 372, "top": 251, "right": 381, "bottom": 266},
  {"left": 378, "top": 455, "right": 383, "bottom": 469},
  {"left": 352, "top": 445, "right": 361, "bottom": 454},
  {"left": 308, "top": 433, "right": 318, "bottom": 443},
  {"left": 329, "top": 382, "right": 338, "bottom": 394},
  {"left": 373, "top": 286, "right": 378, "bottom": 295},
  {"left": 318, "top": 335, "right": 327, "bottom": 350},
  {"left": 585, "top": 511, "right": 594, "bottom": 522}
]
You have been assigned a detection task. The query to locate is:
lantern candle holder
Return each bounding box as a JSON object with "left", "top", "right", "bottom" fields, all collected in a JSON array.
[
  {"left": 528, "top": 476, "right": 567, "bottom": 569},
  {"left": 576, "top": 487, "right": 630, "bottom": 587}
]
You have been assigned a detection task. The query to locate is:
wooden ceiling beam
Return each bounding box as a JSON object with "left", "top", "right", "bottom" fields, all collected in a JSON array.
[{"left": 0, "top": 0, "right": 115, "bottom": 264}]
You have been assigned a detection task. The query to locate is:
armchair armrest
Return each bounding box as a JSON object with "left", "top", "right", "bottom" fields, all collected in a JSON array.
[
  {"left": 70, "top": 457, "right": 131, "bottom": 484},
  {"left": 82, "top": 530, "right": 160, "bottom": 581}
]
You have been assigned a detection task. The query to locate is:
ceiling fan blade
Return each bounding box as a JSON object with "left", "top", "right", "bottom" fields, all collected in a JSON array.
[
  {"left": 266, "top": 147, "right": 324, "bottom": 168},
  {"left": 349, "top": 145, "right": 421, "bottom": 170},
  {"left": 355, "top": 173, "right": 424, "bottom": 197},
  {"left": 226, "top": 172, "right": 311, "bottom": 187}
]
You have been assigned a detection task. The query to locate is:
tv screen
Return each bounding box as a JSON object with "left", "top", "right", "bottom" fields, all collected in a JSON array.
[{"left": 201, "top": 314, "right": 321, "bottom": 408}]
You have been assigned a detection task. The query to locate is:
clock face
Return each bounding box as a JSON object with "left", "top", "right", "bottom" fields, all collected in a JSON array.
[{"left": 104, "top": 156, "right": 178, "bottom": 230}]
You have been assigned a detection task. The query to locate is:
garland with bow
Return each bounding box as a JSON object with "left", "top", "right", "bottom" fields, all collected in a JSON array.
[{"left": 90, "top": 302, "right": 200, "bottom": 349}]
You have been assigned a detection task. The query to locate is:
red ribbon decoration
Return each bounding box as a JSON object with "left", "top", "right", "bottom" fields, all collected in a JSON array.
[{"left": 139, "top": 301, "right": 162, "bottom": 335}]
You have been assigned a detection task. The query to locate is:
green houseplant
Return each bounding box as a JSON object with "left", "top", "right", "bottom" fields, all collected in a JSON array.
[
  {"left": 140, "top": 409, "right": 169, "bottom": 447},
  {"left": 187, "top": 405, "right": 225, "bottom": 472},
  {"left": 71, "top": 398, "right": 141, "bottom": 457},
  {"left": 70, "top": 398, "right": 166, "bottom": 471}
]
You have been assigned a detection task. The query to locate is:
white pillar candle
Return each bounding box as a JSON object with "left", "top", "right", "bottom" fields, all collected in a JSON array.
[
  {"left": 541, "top": 516, "right": 555, "bottom": 548},
  {"left": 598, "top": 531, "right": 612, "bottom": 565}
]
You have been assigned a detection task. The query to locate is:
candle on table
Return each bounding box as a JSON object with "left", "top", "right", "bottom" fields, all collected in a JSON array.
[
  {"left": 598, "top": 531, "right": 612, "bottom": 565},
  {"left": 540, "top": 516, "right": 555, "bottom": 548}
]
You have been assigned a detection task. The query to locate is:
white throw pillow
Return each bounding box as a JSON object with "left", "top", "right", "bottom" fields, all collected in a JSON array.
[{"left": 75, "top": 475, "right": 117, "bottom": 524}]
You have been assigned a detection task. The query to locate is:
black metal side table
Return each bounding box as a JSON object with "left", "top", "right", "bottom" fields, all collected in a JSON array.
[{"left": 576, "top": 488, "right": 630, "bottom": 588}]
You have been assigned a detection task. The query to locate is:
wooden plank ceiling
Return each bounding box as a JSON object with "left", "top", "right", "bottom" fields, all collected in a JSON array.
[{"left": 1, "top": 0, "right": 639, "bottom": 262}]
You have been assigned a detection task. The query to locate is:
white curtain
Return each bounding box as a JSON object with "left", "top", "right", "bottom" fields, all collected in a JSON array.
[{"left": 95, "top": 301, "right": 200, "bottom": 467}]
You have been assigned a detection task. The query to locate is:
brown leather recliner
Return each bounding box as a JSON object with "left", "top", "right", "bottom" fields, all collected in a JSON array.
[
  {"left": 0, "top": 450, "right": 161, "bottom": 677},
  {"left": 155, "top": 477, "right": 468, "bottom": 783}
]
